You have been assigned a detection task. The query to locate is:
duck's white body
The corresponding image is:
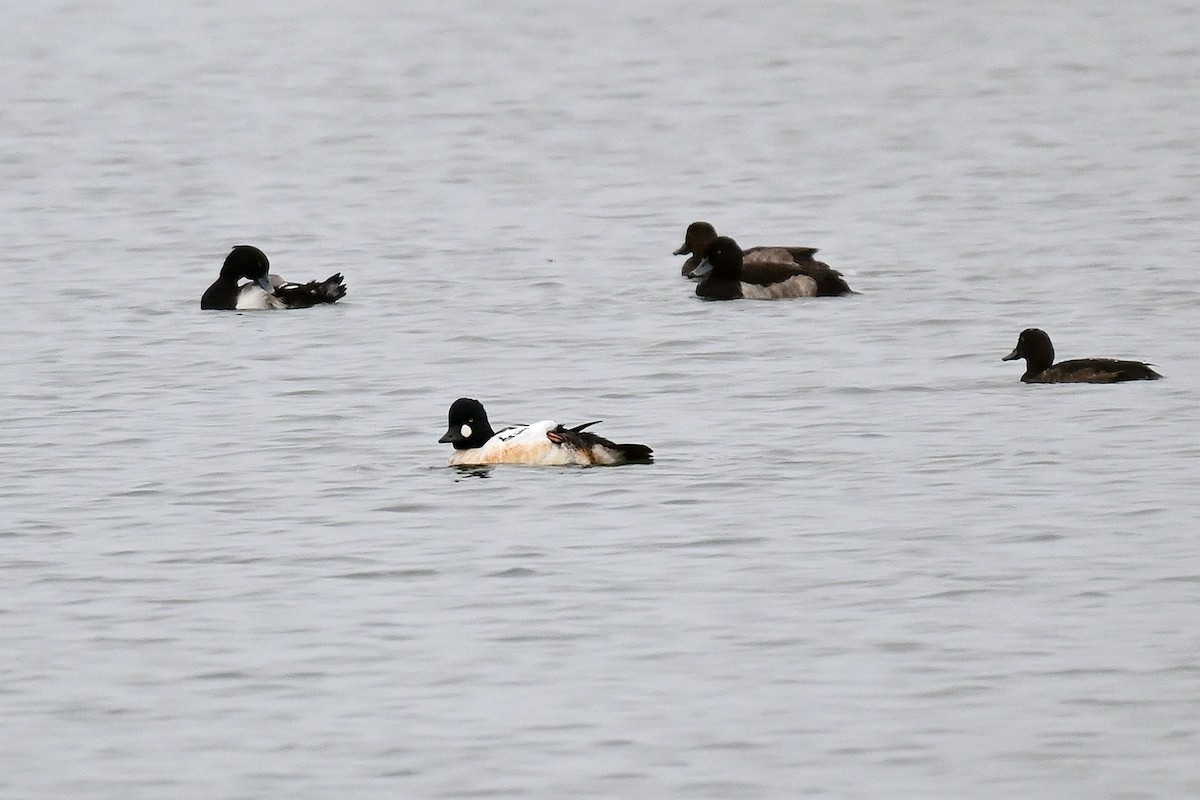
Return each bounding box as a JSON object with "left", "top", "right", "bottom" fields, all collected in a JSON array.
[
  {"left": 234, "top": 283, "right": 286, "bottom": 310},
  {"left": 441, "top": 398, "right": 653, "bottom": 467},
  {"left": 447, "top": 421, "right": 640, "bottom": 466},
  {"left": 448, "top": 421, "right": 571, "bottom": 466}
]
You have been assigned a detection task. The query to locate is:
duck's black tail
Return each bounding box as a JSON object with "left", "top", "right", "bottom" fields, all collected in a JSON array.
[
  {"left": 275, "top": 273, "right": 347, "bottom": 307},
  {"left": 548, "top": 423, "right": 654, "bottom": 465},
  {"left": 609, "top": 442, "right": 654, "bottom": 464},
  {"left": 805, "top": 261, "right": 854, "bottom": 296}
]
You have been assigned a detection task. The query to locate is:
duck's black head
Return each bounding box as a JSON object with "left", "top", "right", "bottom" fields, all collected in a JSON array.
[
  {"left": 439, "top": 397, "right": 496, "bottom": 450},
  {"left": 1003, "top": 328, "right": 1054, "bottom": 371},
  {"left": 674, "top": 220, "right": 718, "bottom": 256},
  {"left": 221, "top": 245, "right": 273, "bottom": 292},
  {"left": 690, "top": 236, "right": 744, "bottom": 279}
]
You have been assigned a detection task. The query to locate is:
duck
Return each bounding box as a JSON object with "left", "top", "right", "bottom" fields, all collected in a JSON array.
[
  {"left": 674, "top": 221, "right": 852, "bottom": 296},
  {"left": 1002, "top": 328, "right": 1162, "bottom": 383},
  {"left": 201, "top": 245, "right": 347, "bottom": 310},
  {"left": 438, "top": 398, "right": 654, "bottom": 466},
  {"left": 689, "top": 236, "right": 826, "bottom": 300}
]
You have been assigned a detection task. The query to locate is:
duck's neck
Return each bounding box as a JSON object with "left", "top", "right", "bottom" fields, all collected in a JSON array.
[{"left": 1024, "top": 348, "right": 1054, "bottom": 378}]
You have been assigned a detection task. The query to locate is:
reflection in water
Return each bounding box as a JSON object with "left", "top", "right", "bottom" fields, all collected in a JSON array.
[{"left": 452, "top": 465, "right": 495, "bottom": 480}]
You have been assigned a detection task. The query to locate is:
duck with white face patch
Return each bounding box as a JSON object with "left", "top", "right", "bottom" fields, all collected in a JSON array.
[{"left": 438, "top": 398, "right": 653, "bottom": 467}]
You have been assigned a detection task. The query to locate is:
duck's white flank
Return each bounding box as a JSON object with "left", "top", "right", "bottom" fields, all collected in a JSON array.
[
  {"left": 447, "top": 420, "right": 615, "bottom": 466},
  {"left": 234, "top": 284, "right": 285, "bottom": 310},
  {"left": 740, "top": 275, "right": 818, "bottom": 299}
]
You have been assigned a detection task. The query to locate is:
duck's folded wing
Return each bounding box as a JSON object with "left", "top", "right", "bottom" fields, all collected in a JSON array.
[
  {"left": 744, "top": 246, "right": 820, "bottom": 265},
  {"left": 739, "top": 261, "right": 808, "bottom": 285},
  {"left": 1048, "top": 358, "right": 1163, "bottom": 382},
  {"left": 741, "top": 260, "right": 852, "bottom": 296}
]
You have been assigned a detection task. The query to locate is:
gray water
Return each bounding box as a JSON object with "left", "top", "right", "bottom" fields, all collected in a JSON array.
[{"left": 2, "top": 1, "right": 1199, "bottom": 798}]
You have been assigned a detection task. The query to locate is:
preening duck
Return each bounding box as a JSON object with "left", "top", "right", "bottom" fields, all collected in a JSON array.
[
  {"left": 438, "top": 398, "right": 653, "bottom": 466},
  {"left": 1002, "top": 328, "right": 1162, "bottom": 383},
  {"left": 201, "top": 245, "right": 347, "bottom": 310}
]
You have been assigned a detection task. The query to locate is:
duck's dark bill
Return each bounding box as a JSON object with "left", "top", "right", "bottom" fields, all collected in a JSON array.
[
  {"left": 257, "top": 276, "right": 276, "bottom": 294},
  {"left": 673, "top": 243, "right": 689, "bottom": 255},
  {"left": 438, "top": 429, "right": 457, "bottom": 443},
  {"left": 1002, "top": 348, "right": 1020, "bottom": 361}
]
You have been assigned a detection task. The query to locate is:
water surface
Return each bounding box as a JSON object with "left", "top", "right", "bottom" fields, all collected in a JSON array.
[{"left": 2, "top": 2, "right": 1199, "bottom": 798}]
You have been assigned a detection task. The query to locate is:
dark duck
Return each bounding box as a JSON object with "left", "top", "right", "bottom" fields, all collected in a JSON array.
[
  {"left": 201, "top": 245, "right": 347, "bottom": 310},
  {"left": 674, "top": 221, "right": 852, "bottom": 296},
  {"left": 1002, "top": 328, "right": 1162, "bottom": 383}
]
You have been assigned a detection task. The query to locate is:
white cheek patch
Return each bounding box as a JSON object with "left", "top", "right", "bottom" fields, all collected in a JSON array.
[{"left": 460, "top": 424, "right": 472, "bottom": 439}]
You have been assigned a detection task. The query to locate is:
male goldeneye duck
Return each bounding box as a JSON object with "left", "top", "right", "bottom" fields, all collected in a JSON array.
[
  {"left": 438, "top": 397, "right": 654, "bottom": 466},
  {"left": 1002, "top": 328, "right": 1162, "bottom": 383},
  {"left": 674, "top": 221, "right": 852, "bottom": 296},
  {"left": 691, "top": 236, "right": 836, "bottom": 300},
  {"left": 200, "top": 245, "right": 347, "bottom": 310}
]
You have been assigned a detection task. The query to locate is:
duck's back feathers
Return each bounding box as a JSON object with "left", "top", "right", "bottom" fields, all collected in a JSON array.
[
  {"left": 1026, "top": 358, "right": 1163, "bottom": 384},
  {"left": 682, "top": 245, "right": 823, "bottom": 277},
  {"left": 744, "top": 246, "right": 821, "bottom": 265},
  {"left": 738, "top": 261, "right": 812, "bottom": 285}
]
